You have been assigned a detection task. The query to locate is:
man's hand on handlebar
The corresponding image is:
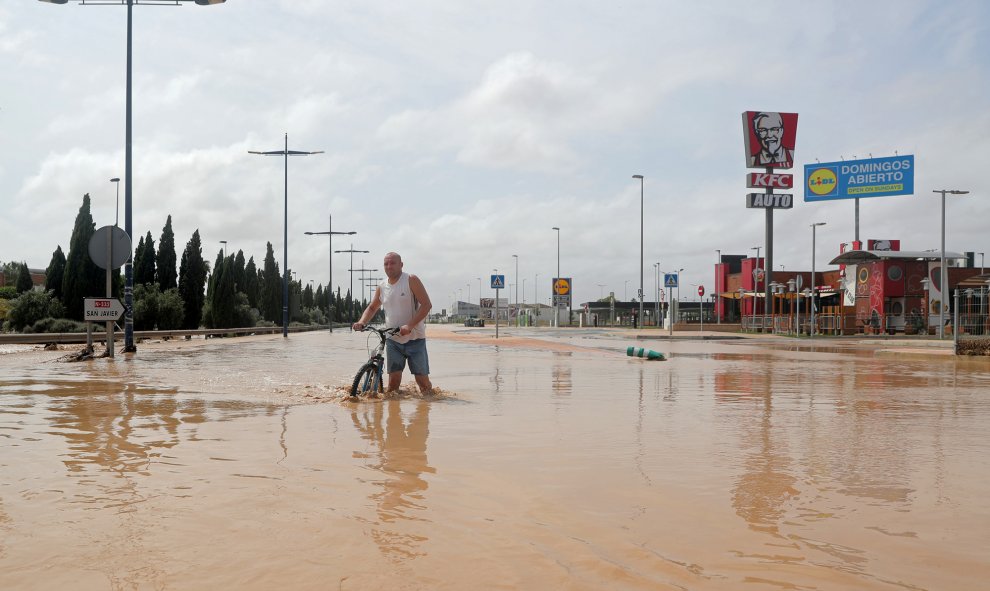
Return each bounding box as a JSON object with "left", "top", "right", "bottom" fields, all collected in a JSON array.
[
  {"left": 351, "top": 322, "right": 365, "bottom": 331},
  {"left": 398, "top": 324, "right": 412, "bottom": 336}
]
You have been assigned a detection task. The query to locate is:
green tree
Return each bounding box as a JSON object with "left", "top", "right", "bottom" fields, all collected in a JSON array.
[
  {"left": 134, "top": 231, "right": 156, "bottom": 285},
  {"left": 16, "top": 263, "right": 33, "bottom": 293},
  {"left": 243, "top": 256, "right": 259, "bottom": 309},
  {"left": 260, "top": 242, "right": 281, "bottom": 323},
  {"left": 156, "top": 215, "right": 177, "bottom": 291},
  {"left": 177, "top": 229, "right": 209, "bottom": 330},
  {"left": 302, "top": 282, "right": 314, "bottom": 309},
  {"left": 133, "top": 283, "right": 184, "bottom": 330},
  {"left": 232, "top": 250, "right": 246, "bottom": 293},
  {"left": 61, "top": 194, "right": 105, "bottom": 320},
  {"left": 45, "top": 246, "right": 66, "bottom": 301},
  {"left": 209, "top": 254, "right": 237, "bottom": 328},
  {"left": 7, "top": 290, "right": 65, "bottom": 331}
]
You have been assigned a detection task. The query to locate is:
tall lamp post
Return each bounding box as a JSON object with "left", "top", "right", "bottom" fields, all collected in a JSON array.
[
  {"left": 512, "top": 254, "right": 519, "bottom": 326},
  {"left": 219, "top": 240, "right": 227, "bottom": 258},
  {"left": 715, "top": 249, "right": 721, "bottom": 324},
  {"left": 751, "top": 246, "right": 761, "bottom": 319},
  {"left": 40, "top": 0, "right": 227, "bottom": 353},
  {"left": 810, "top": 222, "right": 826, "bottom": 337},
  {"left": 249, "top": 134, "right": 324, "bottom": 338},
  {"left": 110, "top": 177, "right": 120, "bottom": 227},
  {"left": 632, "top": 175, "right": 645, "bottom": 327},
  {"left": 334, "top": 245, "right": 369, "bottom": 322},
  {"left": 933, "top": 189, "right": 969, "bottom": 339},
  {"left": 305, "top": 213, "right": 356, "bottom": 332},
  {"left": 552, "top": 227, "right": 561, "bottom": 327}
]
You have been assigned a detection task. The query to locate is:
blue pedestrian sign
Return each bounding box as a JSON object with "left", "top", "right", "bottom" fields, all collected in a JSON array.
[
  {"left": 490, "top": 274, "right": 505, "bottom": 289},
  {"left": 664, "top": 273, "right": 679, "bottom": 288}
]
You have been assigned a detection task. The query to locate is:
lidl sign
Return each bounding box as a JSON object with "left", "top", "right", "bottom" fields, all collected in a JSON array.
[{"left": 804, "top": 155, "right": 914, "bottom": 201}]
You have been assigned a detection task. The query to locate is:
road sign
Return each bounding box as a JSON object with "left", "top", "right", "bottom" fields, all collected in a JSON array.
[
  {"left": 490, "top": 274, "right": 505, "bottom": 289},
  {"left": 88, "top": 225, "right": 132, "bottom": 270},
  {"left": 480, "top": 297, "right": 495, "bottom": 308},
  {"left": 698, "top": 285, "right": 705, "bottom": 296},
  {"left": 553, "top": 294, "right": 571, "bottom": 307},
  {"left": 84, "top": 298, "right": 125, "bottom": 322},
  {"left": 664, "top": 273, "right": 678, "bottom": 288},
  {"left": 553, "top": 277, "right": 571, "bottom": 296}
]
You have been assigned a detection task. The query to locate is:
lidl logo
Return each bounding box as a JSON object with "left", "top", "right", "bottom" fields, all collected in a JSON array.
[{"left": 807, "top": 167, "right": 838, "bottom": 196}]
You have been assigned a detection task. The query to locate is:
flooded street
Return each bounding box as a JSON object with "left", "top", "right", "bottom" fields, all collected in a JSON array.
[{"left": 1, "top": 326, "right": 988, "bottom": 590}]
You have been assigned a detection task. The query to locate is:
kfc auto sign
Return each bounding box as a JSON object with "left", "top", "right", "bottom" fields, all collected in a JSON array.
[{"left": 747, "top": 172, "right": 793, "bottom": 189}]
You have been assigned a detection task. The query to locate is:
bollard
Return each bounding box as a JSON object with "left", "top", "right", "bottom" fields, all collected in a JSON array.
[{"left": 626, "top": 346, "right": 665, "bottom": 360}]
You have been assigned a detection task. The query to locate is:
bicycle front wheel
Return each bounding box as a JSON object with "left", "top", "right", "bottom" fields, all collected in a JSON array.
[{"left": 350, "top": 362, "right": 381, "bottom": 397}]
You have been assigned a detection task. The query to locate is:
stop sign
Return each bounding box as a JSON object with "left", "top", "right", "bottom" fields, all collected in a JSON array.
[{"left": 698, "top": 285, "right": 705, "bottom": 296}]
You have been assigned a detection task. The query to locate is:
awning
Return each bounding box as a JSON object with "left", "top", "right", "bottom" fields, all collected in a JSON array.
[{"left": 829, "top": 249, "right": 967, "bottom": 265}]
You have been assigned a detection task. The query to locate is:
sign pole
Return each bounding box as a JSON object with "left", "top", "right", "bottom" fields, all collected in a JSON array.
[
  {"left": 105, "top": 225, "right": 115, "bottom": 358},
  {"left": 495, "top": 287, "right": 500, "bottom": 339}
]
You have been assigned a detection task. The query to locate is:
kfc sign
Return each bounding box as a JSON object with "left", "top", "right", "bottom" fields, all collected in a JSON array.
[
  {"left": 742, "top": 111, "right": 799, "bottom": 170},
  {"left": 747, "top": 172, "right": 793, "bottom": 189}
]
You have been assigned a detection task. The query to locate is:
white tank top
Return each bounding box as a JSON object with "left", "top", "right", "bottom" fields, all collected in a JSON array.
[{"left": 380, "top": 272, "right": 426, "bottom": 343}]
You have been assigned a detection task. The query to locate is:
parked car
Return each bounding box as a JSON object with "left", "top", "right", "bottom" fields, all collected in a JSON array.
[{"left": 463, "top": 318, "right": 485, "bottom": 327}]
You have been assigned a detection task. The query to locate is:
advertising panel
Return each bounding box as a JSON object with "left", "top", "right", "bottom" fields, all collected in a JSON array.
[
  {"left": 746, "top": 193, "right": 793, "bottom": 209},
  {"left": 742, "top": 111, "right": 799, "bottom": 169},
  {"left": 747, "top": 172, "right": 793, "bottom": 189},
  {"left": 804, "top": 155, "right": 914, "bottom": 201}
]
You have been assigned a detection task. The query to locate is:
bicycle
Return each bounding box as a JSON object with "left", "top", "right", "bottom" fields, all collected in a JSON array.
[{"left": 350, "top": 326, "right": 400, "bottom": 397}]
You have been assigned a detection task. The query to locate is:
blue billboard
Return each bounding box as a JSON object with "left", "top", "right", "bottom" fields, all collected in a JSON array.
[{"left": 804, "top": 155, "right": 914, "bottom": 201}]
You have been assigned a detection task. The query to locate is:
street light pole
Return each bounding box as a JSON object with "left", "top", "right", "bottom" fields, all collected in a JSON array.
[
  {"left": 110, "top": 178, "right": 120, "bottom": 227},
  {"left": 810, "top": 222, "right": 826, "bottom": 337},
  {"left": 249, "top": 133, "right": 324, "bottom": 338},
  {"left": 40, "top": 0, "right": 227, "bottom": 353},
  {"left": 633, "top": 175, "right": 644, "bottom": 327},
  {"left": 751, "top": 246, "right": 761, "bottom": 322},
  {"left": 933, "top": 189, "right": 969, "bottom": 338},
  {"left": 552, "top": 227, "right": 560, "bottom": 327},
  {"left": 715, "top": 249, "right": 721, "bottom": 324},
  {"left": 512, "top": 254, "right": 519, "bottom": 326},
  {"left": 306, "top": 212, "right": 356, "bottom": 332},
  {"left": 334, "top": 245, "right": 369, "bottom": 322},
  {"left": 219, "top": 240, "right": 227, "bottom": 258}
]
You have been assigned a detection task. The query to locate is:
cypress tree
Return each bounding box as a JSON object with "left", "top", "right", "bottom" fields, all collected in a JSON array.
[
  {"left": 315, "top": 284, "right": 325, "bottom": 313},
  {"left": 244, "top": 256, "right": 259, "bottom": 308},
  {"left": 233, "top": 250, "right": 246, "bottom": 294},
  {"left": 211, "top": 255, "right": 236, "bottom": 328},
  {"left": 133, "top": 235, "right": 146, "bottom": 282},
  {"left": 260, "top": 242, "right": 281, "bottom": 322},
  {"left": 177, "top": 229, "right": 208, "bottom": 329},
  {"left": 61, "top": 194, "right": 104, "bottom": 320},
  {"left": 156, "top": 215, "right": 177, "bottom": 291},
  {"left": 16, "top": 262, "right": 33, "bottom": 293},
  {"left": 135, "top": 231, "right": 156, "bottom": 285},
  {"left": 45, "top": 246, "right": 67, "bottom": 301}
]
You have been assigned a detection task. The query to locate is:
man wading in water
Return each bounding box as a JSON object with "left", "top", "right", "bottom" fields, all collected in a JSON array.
[{"left": 352, "top": 252, "right": 434, "bottom": 393}]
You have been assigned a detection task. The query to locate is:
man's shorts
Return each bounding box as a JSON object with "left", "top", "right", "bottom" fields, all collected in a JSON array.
[{"left": 386, "top": 338, "right": 430, "bottom": 375}]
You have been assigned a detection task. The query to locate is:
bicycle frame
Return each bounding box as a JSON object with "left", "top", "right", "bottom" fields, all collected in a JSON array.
[{"left": 352, "top": 326, "right": 400, "bottom": 396}]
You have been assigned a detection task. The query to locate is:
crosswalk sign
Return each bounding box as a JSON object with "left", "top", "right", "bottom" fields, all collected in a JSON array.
[
  {"left": 664, "top": 273, "right": 679, "bottom": 288},
  {"left": 491, "top": 274, "right": 505, "bottom": 289}
]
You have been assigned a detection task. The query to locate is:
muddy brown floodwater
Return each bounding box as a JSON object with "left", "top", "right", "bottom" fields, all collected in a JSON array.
[{"left": 1, "top": 326, "right": 988, "bottom": 590}]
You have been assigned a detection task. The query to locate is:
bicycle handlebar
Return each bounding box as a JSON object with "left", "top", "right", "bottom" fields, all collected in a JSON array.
[{"left": 357, "top": 326, "right": 401, "bottom": 339}]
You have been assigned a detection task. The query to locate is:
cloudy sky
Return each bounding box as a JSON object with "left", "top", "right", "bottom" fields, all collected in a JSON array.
[{"left": 2, "top": 1, "right": 988, "bottom": 311}]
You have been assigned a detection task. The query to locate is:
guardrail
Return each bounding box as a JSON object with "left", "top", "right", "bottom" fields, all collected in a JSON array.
[{"left": 0, "top": 324, "right": 332, "bottom": 345}]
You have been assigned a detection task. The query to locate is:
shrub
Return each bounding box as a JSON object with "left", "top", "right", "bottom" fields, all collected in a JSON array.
[
  {"left": 25, "top": 318, "right": 87, "bottom": 333},
  {"left": 0, "top": 298, "right": 10, "bottom": 323},
  {"left": 7, "top": 290, "right": 65, "bottom": 332},
  {"left": 133, "top": 283, "right": 185, "bottom": 330},
  {"left": 0, "top": 286, "right": 17, "bottom": 299}
]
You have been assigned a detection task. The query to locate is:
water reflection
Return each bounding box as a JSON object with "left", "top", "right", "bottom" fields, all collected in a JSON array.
[
  {"left": 351, "top": 399, "right": 435, "bottom": 561},
  {"left": 716, "top": 361, "right": 799, "bottom": 534},
  {"left": 551, "top": 351, "right": 572, "bottom": 397}
]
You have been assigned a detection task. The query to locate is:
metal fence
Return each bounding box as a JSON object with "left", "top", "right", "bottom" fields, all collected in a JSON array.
[{"left": 954, "top": 286, "right": 989, "bottom": 337}]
